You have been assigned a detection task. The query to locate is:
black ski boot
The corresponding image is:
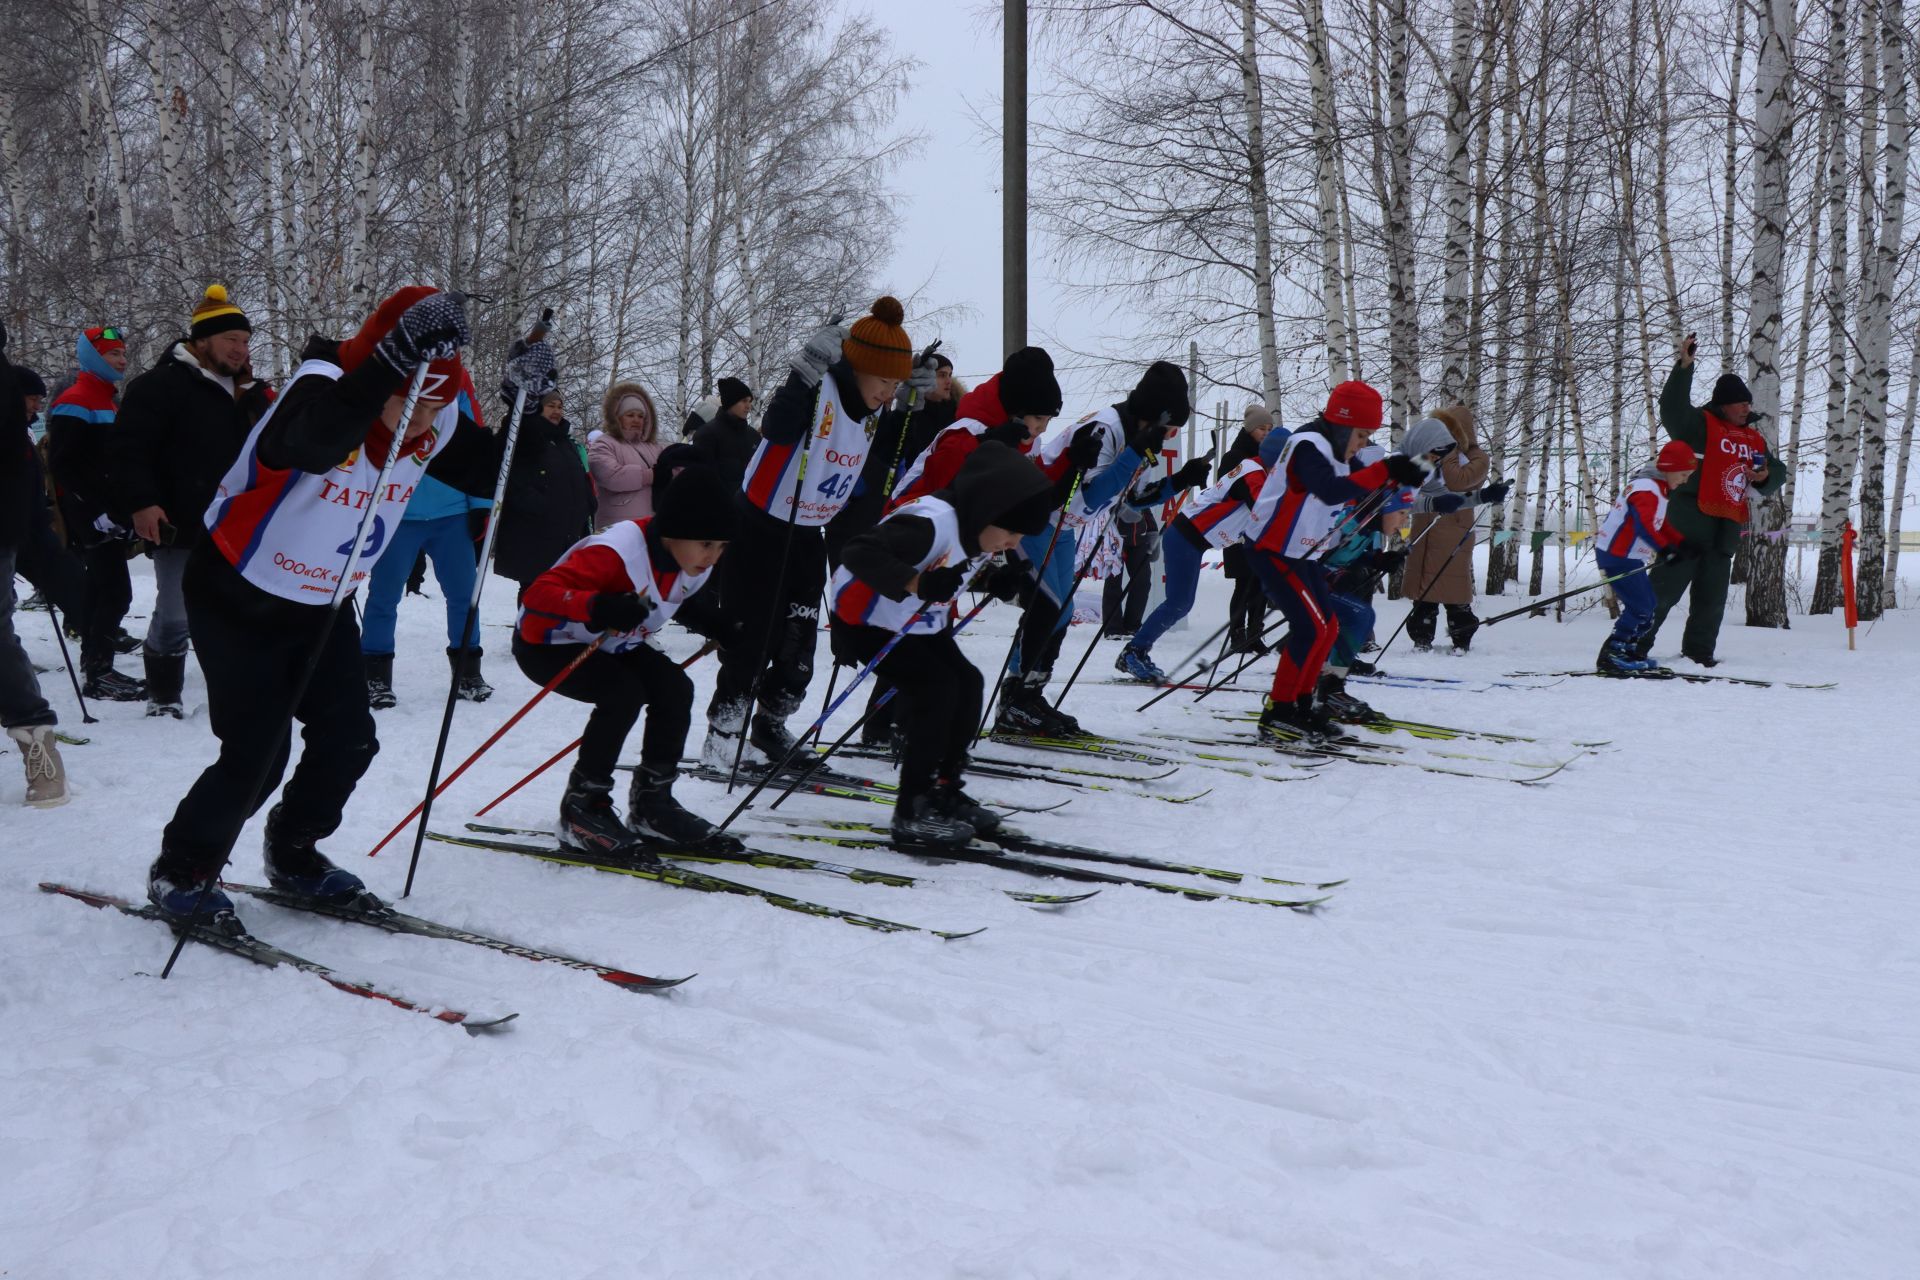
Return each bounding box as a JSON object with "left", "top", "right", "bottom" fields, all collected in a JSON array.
[
  {"left": 144, "top": 649, "right": 187, "bottom": 719},
  {"left": 890, "top": 792, "right": 975, "bottom": 849},
  {"left": 558, "top": 772, "right": 655, "bottom": 860},
  {"left": 1681, "top": 648, "right": 1720, "bottom": 668},
  {"left": 1347, "top": 657, "right": 1379, "bottom": 677},
  {"left": 365, "top": 653, "right": 397, "bottom": 710},
  {"left": 263, "top": 805, "right": 373, "bottom": 905},
  {"left": 1258, "top": 695, "right": 1336, "bottom": 745},
  {"left": 111, "top": 626, "right": 141, "bottom": 655},
  {"left": 749, "top": 711, "right": 800, "bottom": 766},
  {"left": 934, "top": 777, "right": 1002, "bottom": 835},
  {"left": 1314, "top": 672, "right": 1382, "bottom": 724},
  {"left": 81, "top": 652, "right": 146, "bottom": 702},
  {"left": 993, "top": 675, "right": 1082, "bottom": 738},
  {"left": 627, "top": 765, "right": 744, "bottom": 854},
  {"left": 450, "top": 647, "right": 493, "bottom": 702}
]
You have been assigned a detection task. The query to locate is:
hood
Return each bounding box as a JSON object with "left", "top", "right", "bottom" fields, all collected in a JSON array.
[
  {"left": 75, "top": 332, "right": 125, "bottom": 384},
  {"left": 1429, "top": 404, "right": 1476, "bottom": 450},
  {"left": 602, "top": 380, "right": 658, "bottom": 440},
  {"left": 1302, "top": 416, "right": 1354, "bottom": 464},
  {"left": 956, "top": 374, "right": 1008, "bottom": 427},
  {"left": 1401, "top": 416, "right": 1455, "bottom": 460},
  {"left": 942, "top": 439, "right": 1054, "bottom": 552}
]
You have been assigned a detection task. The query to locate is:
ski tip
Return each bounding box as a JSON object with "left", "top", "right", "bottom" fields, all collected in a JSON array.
[
  {"left": 932, "top": 926, "right": 989, "bottom": 941},
  {"left": 603, "top": 971, "right": 697, "bottom": 993},
  {"left": 460, "top": 1011, "right": 521, "bottom": 1036},
  {"left": 1004, "top": 888, "right": 1102, "bottom": 907}
]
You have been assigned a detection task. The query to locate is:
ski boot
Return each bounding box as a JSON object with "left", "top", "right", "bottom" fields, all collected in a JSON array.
[
  {"left": 1115, "top": 646, "right": 1166, "bottom": 684},
  {"left": 111, "top": 626, "right": 142, "bottom": 656},
  {"left": 890, "top": 792, "right": 975, "bottom": 849},
  {"left": 263, "top": 805, "right": 374, "bottom": 905},
  {"left": 1681, "top": 648, "right": 1720, "bottom": 669},
  {"left": 365, "top": 653, "right": 397, "bottom": 710},
  {"left": 1347, "top": 657, "right": 1379, "bottom": 677},
  {"left": 626, "top": 765, "right": 743, "bottom": 854},
  {"left": 450, "top": 647, "right": 493, "bottom": 702},
  {"left": 934, "top": 777, "right": 1002, "bottom": 836},
  {"left": 992, "top": 675, "right": 1081, "bottom": 739},
  {"left": 1257, "top": 694, "right": 1337, "bottom": 745},
  {"left": 146, "top": 857, "right": 241, "bottom": 933},
  {"left": 144, "top": 649, "right": 187, "bottom": 720},
  {"left": 558, "top": 773, "right": 658, "bottom": 861},
  {"left": 749, "top": 711, "right": 800, "bottom": 767},
  {"left": 1596, "top": 637, "right": 1658, "bottom": 678},
  {"left": 7, "top": 724, "right": 69, "bottom": 808},
  {"left": 1314, "top": 672, "right": 1383, "bottom": 724},
  {"left": 81, "top": 654, "right": 146, "bottom": 702}
]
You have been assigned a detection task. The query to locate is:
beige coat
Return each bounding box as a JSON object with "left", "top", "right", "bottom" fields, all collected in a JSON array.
[{"left": 1403, "top": 405, "right": 1489, "bottom": 605}]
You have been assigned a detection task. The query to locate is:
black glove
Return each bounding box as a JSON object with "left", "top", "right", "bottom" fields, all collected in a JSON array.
[
  {"left": 1430, "top": 493, "right": 1467, "bottom": 514},
  {"left": 1067, "top": 422, "right": 1104, "bottom": 471},
  {"left": 1383, "top": 454, "right": 1430, "bottom": 487},
  {"left": 587, "top": 591, "right": 653, "bottom": 633},
  {"left": 1170, "top": 455, "right": 1212, "bottom": 490},
  {"left": 1127, "top": 413, "right": 1171, "bottom": 457},
  {"left": 1370, "top": 547, "right": 1407, "bottom": 576},
  {"left": 914, "top": 564, "right": 966, "bottom": 603},
  {"left": 703, "top": 615, "right": 748, "bottom": 653},
  {"left": 1477, "top": 479, "right": 1512, "bottom": 506},
  {"left": 1651, "top": 548, "right": 1680, "bottom": 569},
  {"left": 985, "top": 558, "right": 1030, "bottom": 602},
  {"left": 982, "top": 419, "right": 1030, "bottom": 448},
  {"left": 374, "top": 291, "right": 471, "bottom": 376}
]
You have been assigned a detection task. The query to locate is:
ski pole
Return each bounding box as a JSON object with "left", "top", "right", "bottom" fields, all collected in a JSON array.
[
  {"left": 163, "top": 355, "right": 441, "bottom": 980},
  {"left": 1049, "top": 458, "right": 1156, "bottom": 712},
  {"left": 974, "top": 470, "right": 1082, "bottom": 738},
  {"left": 1478, "top": 564, "right": 1649, "bottom": 627},
  {"left": 367, "top": 633, "right": 606, "bottom": 861},
  {"left": 400, "top": 308, "right": 555, "bottom": 898},
  {"left": 470, "top": 641, "right": 716, "bottom": 819},
  {"left": 1135, "top": 617, "right": 1245, "bottom": 713},
  {"left": 38, "top": 596, "right": 96, "bottom": 724},
  {"left": 1189, "top": 617, "right": 1288, "bottom": 705},
  {"left": 878, "top": 339, "right": 942, "bottom": 501},
  {"left": 1373, "top": 516, "right": 1479, "bottom": 662}
]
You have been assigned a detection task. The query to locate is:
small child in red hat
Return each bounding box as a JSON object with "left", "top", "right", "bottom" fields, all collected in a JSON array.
[{"left": 1594, "top": 440, "right": 1698, "bottom": 677}]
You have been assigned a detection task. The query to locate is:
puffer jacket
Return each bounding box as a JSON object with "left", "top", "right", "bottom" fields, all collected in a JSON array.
[
  {"left": 588, "top": 380, "right": 664, "bottom": 527},
  {"left": 1402, "top": 405, "right": 1489, "bottom": 604}
]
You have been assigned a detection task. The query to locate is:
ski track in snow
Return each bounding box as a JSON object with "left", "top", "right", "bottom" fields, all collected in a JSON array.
[{"left": 3, "top": 559, "right": 1916, "bottom": 1278}]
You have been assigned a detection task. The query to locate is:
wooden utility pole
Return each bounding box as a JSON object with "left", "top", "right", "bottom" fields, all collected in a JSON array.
[{"left": 1004, "top": 0, "right": 1028, "bottom": 357}]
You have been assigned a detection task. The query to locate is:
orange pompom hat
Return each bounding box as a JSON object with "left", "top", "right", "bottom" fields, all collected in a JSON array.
[{"left": 843, "top": 296, "right": 913, "bottom": 381}]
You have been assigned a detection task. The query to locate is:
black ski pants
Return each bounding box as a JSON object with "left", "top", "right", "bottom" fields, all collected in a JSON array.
[
  {"left": 161, "top": 547, "right": 378, "bottom": 877},
  {"left": 1102, "top": 517, "right": 1158, "bottom": 634},
  {"left": 830, "top": 620, "right": 981, "bottom": 803},
  {"left": 710, "top": 502, "right": 826, "bottom": 724},
  {"left": 513, "top": 636, "right": 692, "bottom": 784},
  {"left": 78, "top": 539, "right": 133, "bottom": 672}
]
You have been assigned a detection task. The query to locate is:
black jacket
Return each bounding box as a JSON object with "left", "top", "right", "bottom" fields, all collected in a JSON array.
[
  {"left": 0, "top": 348, "right": 34, "bottom": 551},
  {"left": 108, "top": 340, "right": 268, "bottom": 547},
  {"left": 493, "top": 411, "right": 595, "bottom": 584},
  {"left": 689, "top": 408, "right": 758, "bottom": 491}
]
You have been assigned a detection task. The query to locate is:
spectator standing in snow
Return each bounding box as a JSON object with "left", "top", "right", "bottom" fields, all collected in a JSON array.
[
  {"left": 2, "top": 317, "right": 69, "bottom": 807},
  {"left": 11, "top": 367, "right": 89, "bottom": 628},
  {"left": 689, "top": 377, "right": 756, "bottom": 489},
  {"left": 590, "top": 381, "right": 664, "bottom": 529},
  {"left": 110, "top": 285, "right": 270, "bottom": 719},
  {"left": 493, "top": 389, "right": 596, "bottom": 597},
  {"left": 1401, "top": 405, "right": 1492, "bottom": 653}
]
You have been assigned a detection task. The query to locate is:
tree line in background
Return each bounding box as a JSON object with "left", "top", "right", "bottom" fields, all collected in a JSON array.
[
  {"left": 0, "top": 0, "right": 911, "bottom": 437},
  {"left": 1030, "top": 0, "right": 1916, "bottom": 623}
]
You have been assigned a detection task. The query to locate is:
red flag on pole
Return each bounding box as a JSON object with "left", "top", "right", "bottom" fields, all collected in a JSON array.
[{"left": 1841, "top": 519, "right": 1858, "bottom": 649}]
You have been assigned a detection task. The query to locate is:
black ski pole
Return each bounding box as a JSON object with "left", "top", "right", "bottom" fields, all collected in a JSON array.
[
  {"left": 400, "top": 308, "right": 554, "bottom": 899},
  {"left": 974, "top": 470, "right": 1083, "bottom": 739},
  {"left": 1049, "top": 459, "right": 1154, "bottom": 712},
  {"left": 877, "top": 339, "right": 942, "bottom": 502},
  {"left": 38, "top": 596, "right": 96, "bottom": 724},
  {"left": 161, "top": 357, "right": 440, "bottom": 979},
  {"left": 1373, "top": 517, "right": 1478, "bottom": 663},
  {"left": 1478, "top": 564, "right": 1648, "bottom": 626},
  {"left": 1133, "top": 618, "right": 1238, "bottom": 713},
  {"left": 1189, "top": 618, "right": 1288, "bottom": 705}
]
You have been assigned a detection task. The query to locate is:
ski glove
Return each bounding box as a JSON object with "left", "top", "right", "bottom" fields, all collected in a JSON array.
[
  {"left": 1370, "top": 548, "right": 1408, "bottom": 576},
  {"left": 1476, "top": 480, "right": 1513, "bottom": 506},
  {"left": 587, "top": 591, "right": 653, "bottom": 633},
  {"left": 1383, "top": 454, "right": 1431, "bottom": 487},
  {"left": 983, "top": 558, "right": 1030, "bottom": 602},
  {"left": 982, "top": 419, "right": 1030, "bottom": 448},
  {"left": 1430, "top": 493, "right": 1468, "bottom": 514},
  {"left": 789, "top": 320, "right": 849, "bottom": 388},
  {"left": 1170, "top": 455, "right": 1213, "bottom": 490},
  {"left": 503, "top": 340, "right": 558, "bottom": 403},
  {"left": 903, "top": 356, "right": 941, "bottom": 405},
  {"left": 1067, "top": 423, "right": 1105, "bottom": 471},
  {"left": 914, "top": 564, "right": 966, "bottom": 604},
  {"left": 1127, "top": 413, "right": 1173, "bottom": 458},
  {"left": 374, "top": 291, "right": 471, "bottom": 377}
]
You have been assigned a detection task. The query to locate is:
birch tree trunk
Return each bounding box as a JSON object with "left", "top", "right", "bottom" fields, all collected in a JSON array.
[
  {"left": 1884, "top": 324, "right": 1920, "bottom": 605},
  {"left": 1782, "top": 105, "right": 1833, "bottom": 517},
  {"left": 1437, "top": 0, "right": 1475, "bottom": 405},
  {"left": 1651, "top": 0, "right": 1684, "bottom": 340},
  {"left": 1238, "top": 0, "right": 1281, "bottom": 407},
  {"left": 1382, "top": 0, "right": 1420, "bottom": 430},
  {"left": 1304, "top": 0, "right": 1350, "bottom": 381},
  {"left": 212, "top": 11, "right": 240, "bottom": 248},
  {"left": 74, "top": 28, "right": 106, "bottom": 315},
  {"left": 143, "top": 6, "right": 191, "bottom": 291},
  {"left": 0, "top": 82, "right": 29, "bottom": 327},
  {"left": 1717, "top": 0, "right": 1746, "bottom": 359},
  {"left": 1854, "top": 0, "right": 1905, "bottom": 619},
  {"left": 1744, "top": 0, "right": 1798, "bottom": 629},
  {"left": 449, "top": 1, "right": 475, "bottom": 285},
  {"left": 345, "top": 0, "right": 379, "bottom": 309}
]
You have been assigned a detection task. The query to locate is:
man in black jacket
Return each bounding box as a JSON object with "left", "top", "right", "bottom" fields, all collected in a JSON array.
[
  {"left": 110, "top": 285, "right": 269, "bottom": 718},
  {"left": 688, "top": 376, "right": 756, "bottom": 489}
]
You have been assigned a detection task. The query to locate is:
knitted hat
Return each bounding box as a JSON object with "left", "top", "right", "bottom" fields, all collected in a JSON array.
[
  {"left": 716, "top": 376, "right": 753, "bottom": 411},
  {"left": 1123, "top": 360, "right": 1191, "bottom": 428},
  {"left": 15, "top": 366, "right": 46, "bottom": 398},
  {"left": 336, "top": 286, "right": 464, "bottom": 399},
  {"left": 1710, "top": 373, "right": 1752, "bottom": 406},
  {"left": 930, "top": 352, "right": 954, "bottom": 372},
  {"left": 1243, "top": 402, "right": 1274, "bottom": 430},
  {"left": 189, "top": 284, "right": 251, "bottom": 340},
  {"left": 653, "top": 464, "right": 739, "bottom": 542},
  {"left": 1656, "top": 440, "right": 1698, "bottom": 473},
  {"left": 1323, "top": 380, "right": 1383, "bottom": 431},
  {"left": 999, "top": 346, "right": 1062, "bottom": 418},
  {"left": 85, "top": 326, "right": 125, "bottom": 354},
  {"left": 843, "top": 296, "right": 913, "bottom": 380}
]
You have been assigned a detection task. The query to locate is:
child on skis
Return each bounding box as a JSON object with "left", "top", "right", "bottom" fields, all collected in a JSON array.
[
  {"left": 1310, "top": 437, "right": 1417, "bottom": 723},
  {"left": 828, "top": 441, "right": 1057, "bottom": 848},
  {"left": 1594, "top": 441, "right": 1698, "bottom": 677},
  {"left": 515, "top": 465, "right": 742, "bottom": 856}
]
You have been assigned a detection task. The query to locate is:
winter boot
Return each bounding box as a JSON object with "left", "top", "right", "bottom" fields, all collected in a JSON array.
[
  {"left": 146, "top": 854, "right": 239, "bottom": 931},
  {"left": 934, "top": 777, "right": 1001, "bottom": 835},
  {"left": 890, "top": 791, "right": 975, "bottom": 849},
  {"left": 1445, "top": 608, "right": 1481, "bottom": 654},
  {"left": 749, "top": 711, "right": 800, "bottom": 766},
  {"left": 81, "top": 652, "right": 146, "bottom": 702},
  {"left": 1681, "top": 647, "right": 1720, "bottom": 668},
  {"left": 1596, "top": 637, "right": 1658, "bottom": 677},
  {"left": 449, "top": 647, "right": 493, "bottom": 702},
  {"left": 992, "top": 674, "right": 1081, "bottom": 738},
  {"left": 365, "top": 653, "right": 397, "bottom": 710},
  {"left": 1314, "top": 672, "right": 1382, "bottom": 724},
  {"left": 263, "top": 804, "right": 372, "bottom": 905},
  {"left": 558, "top": 771, "right": 653, "bottom": 860},
  {"left": 111, "top": 625, "right": 141, "bottom": 656},
  {"left": 860, "top": 695, "right": 902, "bottom": 754},
  {"left": 1256, "top": 696, "right": 1316, "bottom": 744},
  {"left": 1404, "top": 601, "right": 1439, "bottom": 654},
  {"left": 702, "top": 699, "right": 768, "bottom": 772},
  {"left": 1115, "top": 646, "right": 1166, "bottom": 684},
  {"left": 7, "top": 725, "right": 69, "bottom": 808},
  {"left": 143, "top": 649, "right": 187, "bottom": 719},
  {"left": 626, "top": 764, "right": 743, "bottom": 854}
]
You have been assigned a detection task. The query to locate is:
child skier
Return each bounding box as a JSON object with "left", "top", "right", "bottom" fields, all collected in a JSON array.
[
  {"left": 887, "top": 346, "right": 1062, "bottom": 510},
  {"left": 828, "top": 442, "right": 1057, "bottom": 848},
  {"left": 514, "top": 465, "right": 742, "bottom": 855},
  {"left": 1595, "top": 441, "right": 1697, "bottom": 677},
  {"left": 1245, "top": 381, "right": 1429, "bottom": 742},
  {"left": 145, "top": 287, "right": 480, "bottom": 921}
]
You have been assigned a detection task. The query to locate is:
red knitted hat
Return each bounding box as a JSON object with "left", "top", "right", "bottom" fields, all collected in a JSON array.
[
  {"left": 336, "top": 286, "right": 464, "bottom": 401},
  {"left": 1324, "top": 380, "right": 1383, "bottom": 431},
  {"left": 1656, "top": 440, "right": 1698, "bottom": 472}
]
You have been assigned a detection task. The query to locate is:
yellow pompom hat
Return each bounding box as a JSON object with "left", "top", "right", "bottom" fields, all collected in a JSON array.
[{"left": 189, "top": 283, "right": 252, "bottom": 339}]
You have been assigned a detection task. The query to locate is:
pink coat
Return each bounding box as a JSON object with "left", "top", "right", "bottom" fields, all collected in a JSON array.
[{"left": 588, "top": 431, "right": 664, "bottom": 528}]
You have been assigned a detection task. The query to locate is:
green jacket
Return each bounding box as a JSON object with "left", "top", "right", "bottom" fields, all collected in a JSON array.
[{"left": 1658, "top": 362, "right": 1786, "bottom": 555}]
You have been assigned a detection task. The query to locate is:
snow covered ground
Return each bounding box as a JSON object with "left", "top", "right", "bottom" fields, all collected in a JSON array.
[{"left": 4, "top": 556, "right": 1916, "bottom": 1279}]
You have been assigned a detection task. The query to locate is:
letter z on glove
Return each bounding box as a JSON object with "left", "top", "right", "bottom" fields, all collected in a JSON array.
[
  {"left": 587, "top": 591, "right": 653, "bottom": 633},
  {"left": 375, "top": 291, "right": 471, "bottom": 376}
]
